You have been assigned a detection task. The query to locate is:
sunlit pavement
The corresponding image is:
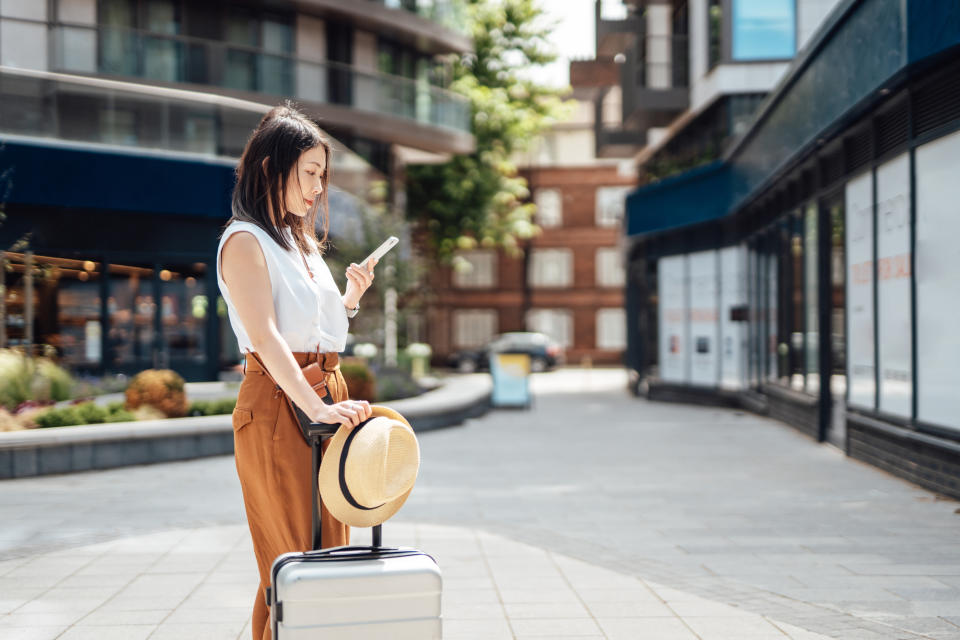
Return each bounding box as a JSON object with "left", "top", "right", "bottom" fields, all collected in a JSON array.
[{"left": 1, "top": 367, "right": 959, "bottom": 639}]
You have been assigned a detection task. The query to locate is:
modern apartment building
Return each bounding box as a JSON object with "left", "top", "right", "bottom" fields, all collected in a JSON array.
[
  {"left": 424, "top": 100, "right": 636, "bottom": 367},
  {"left": 0, "top": 0, "right": 474, "bottom": 380}
]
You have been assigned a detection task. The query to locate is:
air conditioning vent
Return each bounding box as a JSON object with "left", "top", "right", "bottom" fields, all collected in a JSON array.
[
  {"left": 913, "top": 59, "right": 960, "bottom": 137},
  {"left": 875, "top": 99, "right": 909, "bottom": 157},
  {"left": 845, "top": 127, "right": 873, "bottom": 174}
]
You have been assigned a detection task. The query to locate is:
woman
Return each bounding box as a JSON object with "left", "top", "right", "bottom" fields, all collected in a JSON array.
[{"left": 215, "top": 101, "right": 378, "bottom": 640}]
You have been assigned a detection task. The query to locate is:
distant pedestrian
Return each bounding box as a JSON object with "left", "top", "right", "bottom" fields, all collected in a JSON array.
[{"left": 215, "top": 100, "right": 379, "bottom": 640}]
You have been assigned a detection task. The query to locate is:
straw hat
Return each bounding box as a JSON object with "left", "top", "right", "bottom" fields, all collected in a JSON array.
[{"left": 317, "top": 406, "right": 420, "bottom": 528}]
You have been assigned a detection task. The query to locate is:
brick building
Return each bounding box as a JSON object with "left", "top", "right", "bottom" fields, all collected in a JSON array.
[{"left": 425, "top": 101, "right": 636, "bottom": 367}]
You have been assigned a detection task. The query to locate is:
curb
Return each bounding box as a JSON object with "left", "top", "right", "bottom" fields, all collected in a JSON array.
[{"left": 0, "top": 374, "right": 492, "bottom": 480}]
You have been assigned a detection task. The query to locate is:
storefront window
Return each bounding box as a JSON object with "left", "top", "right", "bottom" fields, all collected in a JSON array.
[
  {"left": 876, "top": 153, "right": 912, "bottom": 417},
  {"left": 658, "top": 254, "right": 687, "bottom": 383},
  {"left": 845, "top": 171, "right": 875, "bottom": 409},
  {"left": 719, "top": 245, "right": 747, "bottom": 389},
  {"left": 804, "top": 202, "right": 819, "bottom": 393},
  {"left": 789, "top": 211, "right": 804, "bottom": 390},
  {"left": 829, "top": 197, "right": 846, "bottom": 400},
  {"left": 916, "top": 129, "right": 960, "bottom": 431},
  {"left": 108, "top": 263, "right": 156, "bottom": 368},
  {"left": 689, "top": 250, "right": 719, "bottom": 387},
  {"left": 160, "top": 264, "right": 207, "bottom": 365},
  {"left": 57, "top": 275, "right": 103, "bottom": 368}
]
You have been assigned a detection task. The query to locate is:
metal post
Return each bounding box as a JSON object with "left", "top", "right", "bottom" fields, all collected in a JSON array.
[
  {"left": 24, "top": 250, "right": 34, "bottom": 355},
  {"left": 817, "top": 200, "right": 832, "bottom": 443},
  {"left": 0, "top": 252, "right": 6, "bottom": 348}
]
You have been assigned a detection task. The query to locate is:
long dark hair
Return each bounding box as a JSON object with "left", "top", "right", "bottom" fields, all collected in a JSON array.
[{"left": 224, "top": 100, "right": 333, "bottom": 256}]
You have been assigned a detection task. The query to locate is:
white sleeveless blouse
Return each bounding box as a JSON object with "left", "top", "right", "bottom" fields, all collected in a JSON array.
[{"left": 216, "top": 220, "right": 349, "bottom": 354}]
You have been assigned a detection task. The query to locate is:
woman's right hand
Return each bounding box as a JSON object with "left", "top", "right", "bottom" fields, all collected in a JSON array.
[{"left": 308, "top": 398, "right": 372, "bottom": 429}]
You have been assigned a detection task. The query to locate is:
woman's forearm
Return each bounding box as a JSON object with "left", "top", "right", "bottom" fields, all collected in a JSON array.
[{"left": 249, "top": 331, "right": 326, "bottom": 418}]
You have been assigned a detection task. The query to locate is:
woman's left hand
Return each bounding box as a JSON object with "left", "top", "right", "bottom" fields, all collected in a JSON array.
[{"left": 343, "top": 257, "right": 378, "bottom": 310}]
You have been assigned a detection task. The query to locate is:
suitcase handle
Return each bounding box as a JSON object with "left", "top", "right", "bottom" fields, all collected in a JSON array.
[{"left": 309, "top": 413, "right": 383, "bottom": 551}]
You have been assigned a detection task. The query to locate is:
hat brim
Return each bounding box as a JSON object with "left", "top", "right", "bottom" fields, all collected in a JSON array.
[{"left": 317, "top": 405, "right": 417, "bottom": 528}]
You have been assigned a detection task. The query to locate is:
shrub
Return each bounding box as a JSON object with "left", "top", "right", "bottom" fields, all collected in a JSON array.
[
  {"left": 124, "top": 369, "right": 188, "bottom": 418},
  {"left": 188, "top": 398, "right": 236, "bottom": 416},
  {"left": 0, "top": 350, "right": 35, "bottom": 411},
  {"left": 34, "top": 406, "right": 82, "bottom": 428},
  {"left": 340, "top": 358, "right": 376, "bottom": 401},
  {"left": 105, "top": 409, "right": 136, "bottom": 423},
  {"left": 75, "top": 401, "right": 108, "bottom": 424},
  {"left": 374, "top": 367, "right": 422, "bottom": 402},
  {"left": 211, "top": 397, "right": 237, "bottom": 415},
  {"left": 188, "top": 400, "right": 212, "bottom": 416},
  {"left": 0, "top": 350, "right": 74, "bottom": 411}
]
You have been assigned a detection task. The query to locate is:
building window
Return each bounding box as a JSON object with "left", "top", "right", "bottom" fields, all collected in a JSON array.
[
  {"left": 534, "top": 188, "right": 562, "bottom": 228},
  {"left": 528, "top": 248, "right": 572, "bottom": 288},
  {"left": 595, "top": 186, "right": 630, "bottom": 228},
  {"left": 845, "top": 171, "right": 875, "bottom": 409},
  {"left": 732, "top": 0, "right": 795, "bottom": 61},
  {"left": 596, "top": 247, "right": 625, "bottom": 287},
  {"left": 707, "top": 0, "right": 723, "bottom": 69},
  {"left": 875, "top": 153, "right": 912, "bottom": 418},
  {"left": 596, "top": 308, "right": 626, "bottom": 350},
  {"left": 917, "top": 128, "right": 960, "bottom": 432},
  {"left": 453, "top": 309, "right": 497, "bottom": 348},
  {"left": 452, "top": 250, "right": 496, "bottom": 288},
  {"left": 527, "top": 309, "right": 573, "bottom": 349}
]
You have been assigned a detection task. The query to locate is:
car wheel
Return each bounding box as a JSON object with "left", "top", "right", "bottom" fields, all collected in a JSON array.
[
  {"left": 458, "top": 358, "right": 477, "bottom": 373},
  {"left": 530, "top": 356, "right": 547, "bottom": 373}
]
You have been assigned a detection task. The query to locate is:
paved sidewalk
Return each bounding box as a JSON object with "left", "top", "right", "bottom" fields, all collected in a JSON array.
[
  {"left": 0, "top": 521, "right": 830, "bottom": 640},
  {"left": 2, "top": 367, "right": 960, "bottom": 639}
]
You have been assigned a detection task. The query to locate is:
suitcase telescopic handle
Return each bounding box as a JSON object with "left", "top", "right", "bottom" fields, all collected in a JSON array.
[{"left": 308, "top": 400, "right": 383, "bottom": 551}]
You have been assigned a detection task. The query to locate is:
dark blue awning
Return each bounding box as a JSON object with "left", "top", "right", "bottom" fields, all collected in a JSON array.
[
  {"left": 0, "top": 138, "right": 235, "bottom": 218},
  {"left": 625, "top": 161, "right": 732, "bottom": 237}
]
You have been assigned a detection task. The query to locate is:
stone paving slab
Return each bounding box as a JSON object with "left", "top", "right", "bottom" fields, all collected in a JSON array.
[
  {"left": 0, "top": 522, "right": 833, "bottom": 640},
  {"left": 2, "top": 368, "right": 960, "bottom": 638}
]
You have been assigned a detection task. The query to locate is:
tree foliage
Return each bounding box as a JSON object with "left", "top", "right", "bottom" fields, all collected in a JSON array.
[{"left": 405, "top": 0, "right": 576, "bottom": 262}]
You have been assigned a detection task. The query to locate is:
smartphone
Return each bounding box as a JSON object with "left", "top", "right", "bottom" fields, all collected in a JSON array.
[{"left": 362, "top": 236, "right": 399, "bottom": 269}]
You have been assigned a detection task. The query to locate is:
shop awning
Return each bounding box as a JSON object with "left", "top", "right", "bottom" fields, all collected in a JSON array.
[
  {"left": 0, "top": 137, "right": 235, "bottom": 218},
  {"left": 624, "top": 161, "right": 733, "bottom": 237}
]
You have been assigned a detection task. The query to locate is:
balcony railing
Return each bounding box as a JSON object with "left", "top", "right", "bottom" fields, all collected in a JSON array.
[
  {"left": 369, "top": 0, "right": 468, "bottom": 35},
  {"left": 49, "top": 24, "right": 471, "bottom": 134}
]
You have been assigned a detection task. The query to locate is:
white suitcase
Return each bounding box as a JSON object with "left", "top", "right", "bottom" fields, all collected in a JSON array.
[{"left": 267, "top": 416, "right": 442, "bottom": 639}]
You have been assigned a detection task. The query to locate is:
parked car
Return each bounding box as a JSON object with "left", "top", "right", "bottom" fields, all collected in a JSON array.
[{"left": 447, "top": 332, "right": 564, "bottom": 373}]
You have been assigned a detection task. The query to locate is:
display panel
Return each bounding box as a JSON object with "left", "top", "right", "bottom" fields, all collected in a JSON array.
[
  {"left": 689, "top": 250, "right": 719, "bottom": 386},
  {"left": 876, "top": 153, "right": 912, "bottom": 417},
  {"left": 845, "top": 171, "right": 875, "bottom": 409},
  {"left": 658, "top": 254, "right": 688, "bottom": 383},
  {"left": 916, "top": 130, "right": 960, "bottom": 431},
  {"left": 732, "top": 0, "right": 796, "bottom": 61}
]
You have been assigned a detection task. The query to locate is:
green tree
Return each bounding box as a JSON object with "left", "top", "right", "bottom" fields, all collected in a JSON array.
[{"left": 405, "top": 0, "right": 576, "bottom": 262}]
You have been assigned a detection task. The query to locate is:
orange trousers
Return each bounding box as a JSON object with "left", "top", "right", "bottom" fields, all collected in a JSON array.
[{"left": 231, "top": 350, "right": 351, "bottom": 640}]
